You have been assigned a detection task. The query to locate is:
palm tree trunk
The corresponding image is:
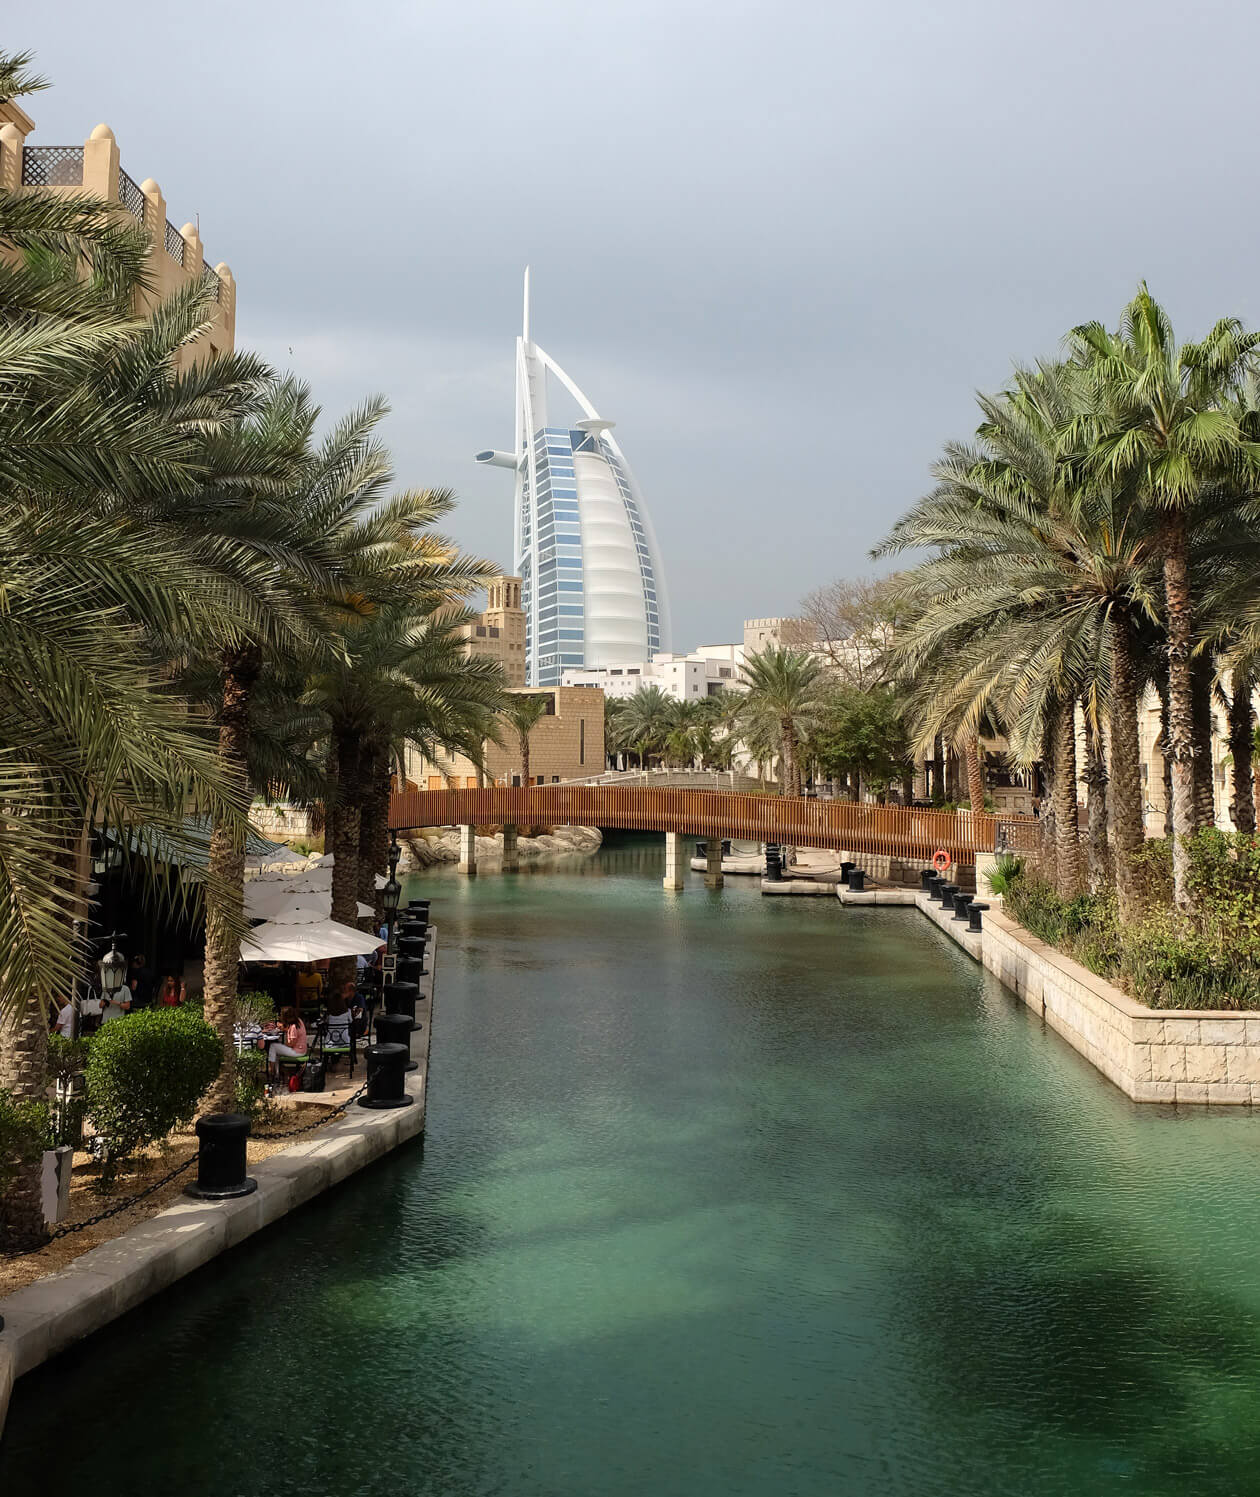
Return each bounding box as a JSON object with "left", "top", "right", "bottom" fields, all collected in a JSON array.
[
  {"left": 0, "top": 995, "right": 50, "bottom": 1248},
  {"left": 201, "top": 644, "right": 260, "bottom": 1115},
  {"left": 1083, "top": 711, "right": 1110, "bottom": 890},
  {"left": 358, "top": 751, "right": 391, "bottom": 925},
  {"left": 1163, "top": 514, "right": 1197, "bottom": 910},
  {"left": 931, "top": 735, "right": 945, "bottom": 802},
  {"left": 779, "top": 720, "right": 800, "bottom": 797},
  {"left": 520, "top": 730, "right": 531, "bottom": 788},
  {"left": 329, "top": 725, "right": 363, "bottom": 994},
  {"left": 323, "top": 735, "right": 338, "bottom": 859},
  {"left": 964, "top": 738, "right": 986, "bottom": 811},
  {"left": 1052, "top": 697, "right": 1084, "bottom": 897},
  {"left": 1108, "top": 608, "right": 1146, "bottom": 921},
  {"left": 1158, "top": 690, "right": 1174, "bottom": 838},
  {"left": 1037, "top": 720, "right": 1056, "bottom": 887},
  {"left": 1229, "top": 671, "right": 1256, "bottom": 835},
  {"left": 1191, "top": 656, "right": 1217, "bottom": 830}
]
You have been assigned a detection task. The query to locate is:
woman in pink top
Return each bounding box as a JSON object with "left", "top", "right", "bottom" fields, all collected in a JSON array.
[{"left": 266, "top": 1005, "right": 308, "bottom": 1079}]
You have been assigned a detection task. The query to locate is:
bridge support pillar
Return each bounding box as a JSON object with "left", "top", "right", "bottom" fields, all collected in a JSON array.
[
  {"left": 458, "top": 823, "right": 477, "bottom": 876},
  {"left": 502, "top": 823, "right": 519, "bottom": 873},
  {"left": 704, "top": 840, "right": 724, "bottom": 888},
  {"left": 663, "top": 832, "right": 686, "bottom": 892}
]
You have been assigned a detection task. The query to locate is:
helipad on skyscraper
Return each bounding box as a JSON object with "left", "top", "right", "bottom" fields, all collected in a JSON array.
[{"left": 476, "top": 270, "right": 671, "bottom": 687}]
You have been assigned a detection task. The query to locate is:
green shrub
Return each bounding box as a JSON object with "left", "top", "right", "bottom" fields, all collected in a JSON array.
[
  {"left": 233, "top": 1047, "right": 276, "bottom": 1126},
  {"left": 85, "top": 1007, "right": 222, "bottom": 1164},
  {"left": 47, "top": 1032, "right": 91, "bottom": 1085},
  {"left": 0, "top": 1089, "right": 50, "bottom": 1197},
  {"left": 985, "top": 854, "right": 1023, "bottom": 896},
  {"left": 1002, "top": 836, "right": 1260, "bottom": 1009},
  {"left": 234, "top": 989, "right": 275, "bottom": 1029}
]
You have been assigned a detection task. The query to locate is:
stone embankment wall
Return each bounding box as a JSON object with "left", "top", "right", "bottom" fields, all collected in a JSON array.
[{"left": 976, "top": 904, "right": 1260, "bottom": 1104}]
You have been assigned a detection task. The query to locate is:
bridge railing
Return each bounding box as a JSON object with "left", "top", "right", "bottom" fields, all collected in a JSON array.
[{"left": 389, "top": 785, "right": 1038, "bottom": 865}]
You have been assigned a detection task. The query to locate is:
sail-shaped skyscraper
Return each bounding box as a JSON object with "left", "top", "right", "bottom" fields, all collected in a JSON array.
[{"left": 476, "top": 270, "right": 671, "bottom": 687}]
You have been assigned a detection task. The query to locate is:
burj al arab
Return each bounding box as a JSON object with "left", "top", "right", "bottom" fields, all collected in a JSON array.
[{"left": 476, "top": 270, "right": 671, "bottom": 687}]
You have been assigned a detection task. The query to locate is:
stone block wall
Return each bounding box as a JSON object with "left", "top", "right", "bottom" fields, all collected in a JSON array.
[{"left": 981, "top": 907, "right": 1260, "bottom": 1104}]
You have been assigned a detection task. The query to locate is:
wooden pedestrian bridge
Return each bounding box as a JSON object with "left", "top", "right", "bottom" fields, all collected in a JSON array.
[{"left": 388, "top": 784, "right": 1038, "bottom": 870}]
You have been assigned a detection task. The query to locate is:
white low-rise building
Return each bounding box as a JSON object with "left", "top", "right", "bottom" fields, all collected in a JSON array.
[{"left": 564, "top": 649, "right": 743, "bottom": 702}]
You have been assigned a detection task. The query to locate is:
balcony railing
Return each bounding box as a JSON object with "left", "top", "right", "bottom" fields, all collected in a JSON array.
[
  {"left": 164, "top": 218, "right": 185, "bottom": 266},
  {"left": 200, "top": 263, "right": 221, "bottom": 302},
  {"left": 117, "top": 168, "right": 145, "bottom": 223},
  {"left": 21, "top": 145, "right": 84, "bottom": 187}
]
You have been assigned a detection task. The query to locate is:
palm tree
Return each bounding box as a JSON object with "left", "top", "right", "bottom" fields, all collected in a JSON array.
[
  {"left": 1067, "top": 286, "right": 1260, "bottom": 908},
  {"left": 0, "top": 78, "right": 263, "bottom": 1239},
  {"left": 193, "top": 387, "right": 416, "bottom": 1110},
  {"left": 878, "top": 364, "right": 1163, "bottom": 908},
  {"left": 619, "top": 685, "right": 675, "bottom": 767},
  {"left": 500, "top": 692, "right": 552, "bottom": 786},
  {"left": 299, "top": 506, "right": 500, "bottom": 986},
  {"left": 737, "top": 647, "right": 827, "bottom": 797}
]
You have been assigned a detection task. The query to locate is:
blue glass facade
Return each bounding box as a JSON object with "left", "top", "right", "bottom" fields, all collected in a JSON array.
[{"left": 525, "top": 427, "right": 585, "bottom": 686}]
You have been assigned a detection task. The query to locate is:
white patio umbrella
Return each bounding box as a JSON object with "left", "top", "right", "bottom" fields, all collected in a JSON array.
[
  {"left": 240, "top": 918, "right": 383, "bottom": 963},
  {"left": 248, "top": 866, "right": 333, "bottom": 888},
  {"left": 246, "top": 884, "right": 373, "bottom": 920}
]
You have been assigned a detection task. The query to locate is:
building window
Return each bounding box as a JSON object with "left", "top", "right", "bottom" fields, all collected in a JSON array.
[
  {"left": 475, "top": 626, "right": 486, "bottom": 637},
  {"left": 580, "top": 719, "right": 585, "bottom": 765},
  {"left": 489, "top": 626, "right": 500, "bottom": 638},
  {"left": 628, "top": 668, "right": 640, "bottom": 675}
]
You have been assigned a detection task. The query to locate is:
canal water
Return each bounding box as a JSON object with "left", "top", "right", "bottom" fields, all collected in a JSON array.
[{"left": 5, "top": 836, "right": 1260, "bottom": 1495}]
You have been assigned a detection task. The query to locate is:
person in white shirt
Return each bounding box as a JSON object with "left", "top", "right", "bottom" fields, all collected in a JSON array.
[{"left": 53, "top": 1001, "right": 75, "bottom": 1037}]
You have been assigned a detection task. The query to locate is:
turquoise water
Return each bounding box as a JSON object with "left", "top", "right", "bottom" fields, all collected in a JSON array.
[{"left": 5, "top": 835, "right": 1260, "bottom": 1494}]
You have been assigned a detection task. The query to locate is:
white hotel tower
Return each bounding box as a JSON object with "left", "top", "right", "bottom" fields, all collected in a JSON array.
[{"left": 477, "top": 270, "right": 671, "bottom": 686}]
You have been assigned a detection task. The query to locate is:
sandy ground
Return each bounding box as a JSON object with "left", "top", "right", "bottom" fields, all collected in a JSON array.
[{"left": 0, "top": 1097, "right": 338, "bottom": 1297}]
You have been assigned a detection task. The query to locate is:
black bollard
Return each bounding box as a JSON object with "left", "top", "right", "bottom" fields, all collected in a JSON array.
[
  {"left": 952, "top": 893, "right": 973, "bottom": 922},
  {"left": 940, "top": 883, "right": 959, "bottom": 912},
  {"left": 397, "top": 935, "right": 427, "bottom": 962},
  {"left": 186, "top": 1113, "right": 257, "bottom": 1200},
  {"left": 928, "top": 875, "right": 944, "bottom": 902},
  {"left": 383, "top": 980, "right": 420, "bottom": 1031},
  {"left": 920, "top": 868, "right": 934, "bottom": 891},
  {"left": 375, "top": 1012, "right": 419, "bottom": 1071},
  {"left": 397, "top": 941, "right": 427, "bottom": 977},
  {"left": 849, "top": 868, "right": 867, "bottom": 892},
  {"left": 765, "top": 844, "right": 783, "bottom": 882},
  {"left": 358, "top": 1043, "right": 415, "bottom": 1110},
  {"left": 406, "top": 899, "right": 430, "bottom": 917},
  {"left": 968, "top": 901, "right": 989, "bottom": 933},
  {"left": 840, "top": 861, "right": 856, "bottom": 886},
  {"left": 395, "top": 956, "right": 424, "bottom": 987}
]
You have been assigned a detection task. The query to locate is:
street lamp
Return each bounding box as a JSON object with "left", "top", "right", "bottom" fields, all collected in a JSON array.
[
  {"left": 383, "top": 837, "right": 402, "bottom": 956},
  {"left": 99, "top": 937, "right": 127, "bottom": 1000}
]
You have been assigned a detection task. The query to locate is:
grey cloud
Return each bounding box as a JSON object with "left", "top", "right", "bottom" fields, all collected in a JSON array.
[{"left": 26, "top": 0, "right": 1260, "bottom": 642}]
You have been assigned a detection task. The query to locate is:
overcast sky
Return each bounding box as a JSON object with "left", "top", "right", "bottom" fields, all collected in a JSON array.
[{"left": 25, "top": 1, "right": 1260, "bottom": 645}]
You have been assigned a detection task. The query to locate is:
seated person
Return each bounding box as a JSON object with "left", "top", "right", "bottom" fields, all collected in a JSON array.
[
  {"left": 264, "top": 1006, "right": 308, "bottom": 1079},
  {"left": 294, "top": 962, "right": 323, "bottom": 1014},
  {"left": 324, "top": 982, "right": 358, "bottom": 1050}
]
